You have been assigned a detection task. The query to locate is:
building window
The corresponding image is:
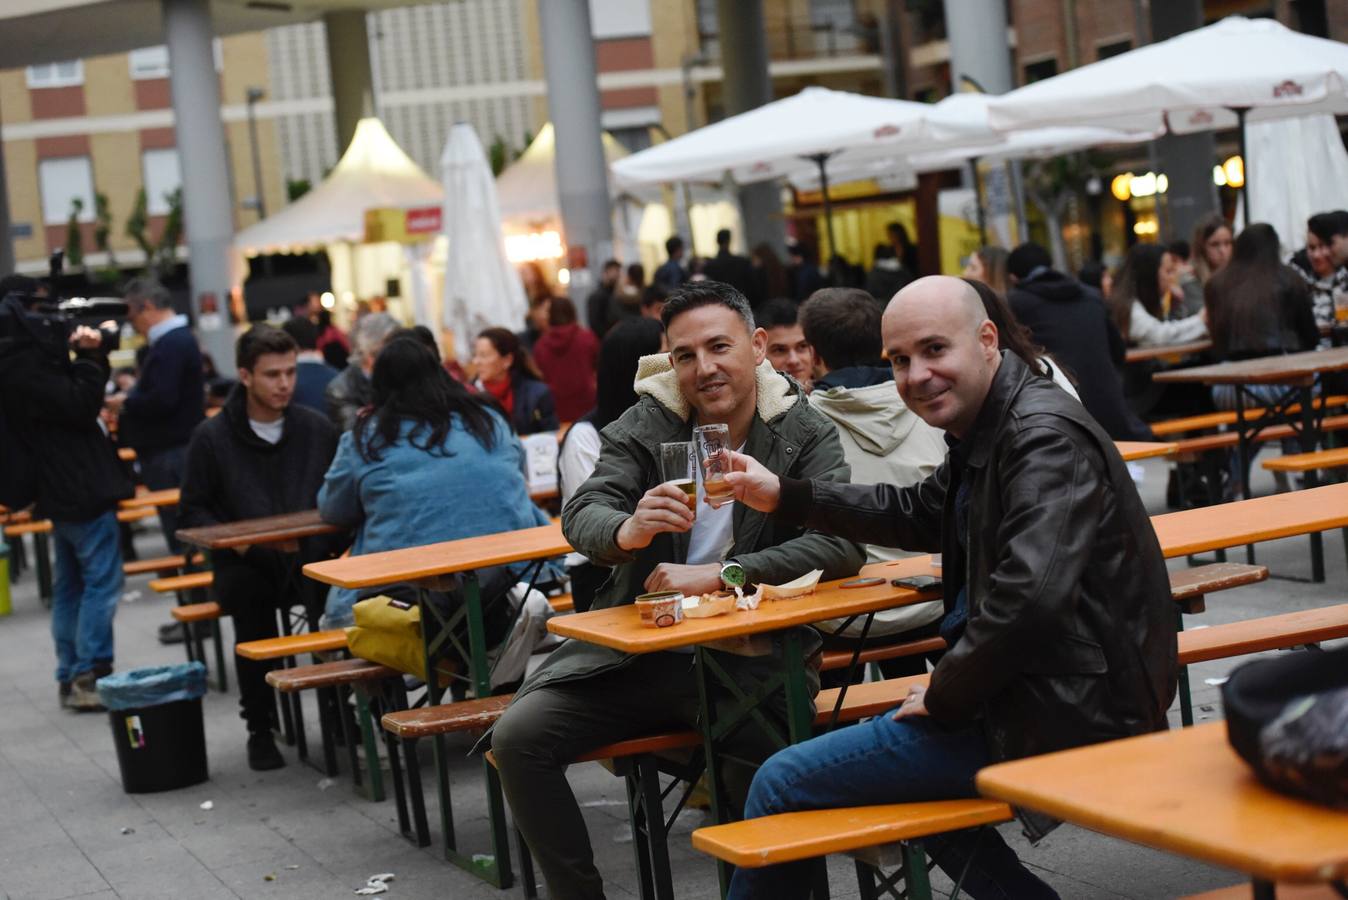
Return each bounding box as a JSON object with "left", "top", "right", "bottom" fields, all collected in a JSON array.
[
  {"left": 1023, "top": 57, "right": 1058, "bottom": 84},
  {"left": 142, "top": 149, "right": 183, "bottom": 216},
  {"left": 26, "top": 61, "right": 83, "bottom": 89},
  {"left": 127, "top": 41, "right": 224, "bottom": 80},
  {"left": 38, "top": 157, "right": 96, "bottom": 225},
  {"left": 1097, "top": 39, "right": 1132, "bottom": 60}
]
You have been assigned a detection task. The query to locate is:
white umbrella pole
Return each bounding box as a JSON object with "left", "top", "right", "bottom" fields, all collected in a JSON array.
[
  {"left": 970, "top": 155, "right": 988, "bottom": 247},
  {"left": 1232, "top": 106, "right": 1251, "bottom": 225}
]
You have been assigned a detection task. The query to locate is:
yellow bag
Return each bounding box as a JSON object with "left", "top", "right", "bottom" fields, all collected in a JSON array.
[{"left": 345, "top": 595, "right": 428, "bottom": 681}]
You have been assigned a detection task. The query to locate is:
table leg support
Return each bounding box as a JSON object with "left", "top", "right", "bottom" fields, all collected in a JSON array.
[
  {"left": 694, "top": 647, "right": 733, "bottom": 898},
  {"left": 35, "top": 531, "right": 52, "bottom": 607}
]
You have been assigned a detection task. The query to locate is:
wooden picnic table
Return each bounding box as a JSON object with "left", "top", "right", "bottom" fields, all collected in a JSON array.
[
  {"left": 1153, "top": 346, "right": 1348, "bottom": 580},
  {"left": 1152, "top": 482, "right": 1348, "bottom": 559},
  {"left": 302, "top": 519, "right": 571, "bottom": 891},
  {"left": 1124, "top": 339, "right": 1213, "bottom": 365},
  {"left": 1115, "top": 440, "right": 1178, "bottom": 461},
  {"left": 120, "top": 487, "right": 180, "bottom": 509},
  {"left": 177, "top": 509, "right": 340, "bottom": 552},
  {"left": 977, "top": 722, "right": 1348, "bottom": 896}
]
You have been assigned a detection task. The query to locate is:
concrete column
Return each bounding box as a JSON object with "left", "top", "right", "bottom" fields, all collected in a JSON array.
[
  {"left": 162, "top": 0, "right": 235, "bottom": 370},
  {"left": 943, "top": 0, "right": 1013, "bottom": 94},
  {"left": 536, "top": 0, "right": 612, "bottom": 301},
  {"left": 323, "top": 10, "right": 376, "bottom": 155},
  {"left": 0, "top": 93, "right": 13, "bottom": 277},
  {"left": 716, "top": 0, "right": 786, "bottom": 252},
  {"left": 1150, "top": 0, "right": 1218, "bottom": 242}
]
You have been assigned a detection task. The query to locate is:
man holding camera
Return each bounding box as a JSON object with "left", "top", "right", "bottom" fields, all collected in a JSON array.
[{"left": 0, "top": 277, "right": 134, "bottom": 710}]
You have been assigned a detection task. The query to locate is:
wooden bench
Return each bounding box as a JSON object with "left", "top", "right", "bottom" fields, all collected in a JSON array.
[
  {"left": 236, "top": 629, "right": 349, "bottom": 660},
  {"left": 686, "top": 604, "right": 1348, "bottom": 899},
  {"left": 116, "top": 506, "right": 158, "bottom": 524},
  {"left": 1184, "top": 885, "right": 1345, "bottom": 899},
  {"left": 818, "top": 562, "right": 1269, "bottom": 712},
  {"left": 1263, "top": 445, "right": 1348, "bottom": 473},
  {"left": 123, "top": 553, "right": 190, "bottom": 577},
  {"left": 1172, "top": 413, "right": 1348, "bottom": 456},
  {"left": 4, "top": 518, "right": 53, "bottom": 605},
  {"left": 266, "top": 658, "right": 403, "bottom": 802},
  {"left": 548, "top": 593, "right": 575, "bottom": 613},
  {"left": 148, "top": 570, "right": 213, "bottom": 594},
  {"left": 1151, "top": 394, "right": 1348, "bottom": 437}
]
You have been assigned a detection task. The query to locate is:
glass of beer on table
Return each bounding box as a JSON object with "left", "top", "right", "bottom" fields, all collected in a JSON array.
[
  {"left": 660, "top": 441, "right": 697, "bottom": 517},
  {"left": 693, "top": 423, "right": 734, "bottom": 507}
]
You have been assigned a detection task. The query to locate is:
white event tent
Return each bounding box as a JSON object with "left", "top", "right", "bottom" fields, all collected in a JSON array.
[{"left": 233, "top": 117, "right": 444, "bottom": 309}]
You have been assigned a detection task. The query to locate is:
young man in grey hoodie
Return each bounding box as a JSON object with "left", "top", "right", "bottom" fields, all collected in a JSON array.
[{"left": 800, "top": 288, "right": 947, "bottom": 683}]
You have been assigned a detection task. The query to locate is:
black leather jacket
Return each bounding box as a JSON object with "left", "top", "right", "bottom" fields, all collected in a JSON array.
[{"left": 778, "top": 353, "right": 1177, "bottom": 765}]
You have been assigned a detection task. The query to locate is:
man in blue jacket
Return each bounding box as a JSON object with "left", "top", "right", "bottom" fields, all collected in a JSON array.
[{"left": 109, "top": 277, "right": 204, "bottom": 553}]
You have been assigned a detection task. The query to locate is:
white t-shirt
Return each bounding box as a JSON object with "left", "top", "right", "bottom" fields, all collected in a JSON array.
[
  {"left": 249, "top": 417, "right": 283, "bottom": 445},
  {"left": 686, "top": 494, "right": 734, "bottom": 567}
]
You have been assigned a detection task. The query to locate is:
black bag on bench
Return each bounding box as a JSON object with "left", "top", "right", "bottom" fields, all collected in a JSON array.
[{"left": 1222, "top": 644, "right": 1348, "bottom": 809}]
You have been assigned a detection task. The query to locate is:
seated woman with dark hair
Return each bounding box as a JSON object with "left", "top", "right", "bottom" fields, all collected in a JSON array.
[
  {"left": 318, "top": 335, "right": 557, "bottom": 684},
  {"left": 472, "top": 326, "right": 559, "bottom": 435},
  {"left": 964, "top": 277, "right": 1079, "bottom": 400}
]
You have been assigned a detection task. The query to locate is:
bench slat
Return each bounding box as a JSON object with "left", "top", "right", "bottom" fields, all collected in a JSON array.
[
  {"left": 1177, "top": 605, "right": 1348, "bottom": 665},
  {"left": 691, "top": 800, "right": 1013, "bottom": 868},
  {"left": 382, "top": 695, "right": 513, "bottom": 737},
  {"left": 170, "top": 602, "right": 221, "bottom": 623},
  {"left": 149, "top": 571, "right": 214, "bottom": 593},
  {"left": 1151, "top": 395, "right": 1348, "bottom": 437},
  {"left": 1262, "top": 446, "right": 1348, "bottom": 473},
  {"left": 1173, "top": 414, "right": 1348, "bottom": 455},
  {"left": 123, "top": 554, "right": 190, "bottom": 576},
  {"left": 4, "top": 520, "right": 51, "bottom": 537},
  {"left": 266, "top": 658, "right": 398, "bottom": 692},
  {"left": 1183, "top": 884, "right": 1345, "bottom": 899},
  {"left": 236, "top": 629, "right": 349, "bottom": 661}
]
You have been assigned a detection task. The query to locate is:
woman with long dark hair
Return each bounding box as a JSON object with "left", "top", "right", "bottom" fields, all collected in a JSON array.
[
  {"left": 318, "top": 335, "right": 553, "bottom": 643},
  {"left": 1109, "top": 242, "right": 1207, "bottom": 347},
  {"left": 964, "top": 278, "right": 1078, "bottom": 400},
  {"left": 555, "top": 317, "right": 665, "bottom": 612},
  {"left": 1191, "top": 213, "right": 1234, "bottom": 287},
  {"left": 472, "top": 326, "right": 559, "bottom": 435}
]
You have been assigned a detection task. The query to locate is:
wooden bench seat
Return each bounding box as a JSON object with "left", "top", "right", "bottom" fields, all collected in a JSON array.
[
  {"left": 170, "top": 601, "right": 221, "bottom": 623},
  {"left": 123, "top": 554, "right": 190, "bottom": 577},
  {"left": 1173, "top": 414, "right": 1348, "bottom": 456},
  {"left": 4, "top": 519, "right": 51, "bottom": 537},
  {"left": 1176, "top": 605, "right": 1348, "bottom": 664},
  {"left": 265, "top": 657, "right": 398, "bottom": 692},
  {"left": 548, "top": 593, "right": 575, "bottom": 613},
  {"left": 116, "top": 506, "right": 157, "bottom": 524},
  {"left": 148, "top": 571, "right": 213, "bottom": 593},
  {"left": 819, "top": 563, "right": 1268, "bottom": 672},
  {"left": 1151, "top": 395, "right": 1348, "bottom": 437},
  {"left": 1262, "top": 445, "right": 1348, "bottom": 473},
  {"left": 691, "top": 799, "right": 1014, "bottom": 869},
  {"left": 1184, "top": 884, "right": 1345, "bottom": 899},
  {"left": 236, "top": 629, "right": 349, "bottom": 661}
]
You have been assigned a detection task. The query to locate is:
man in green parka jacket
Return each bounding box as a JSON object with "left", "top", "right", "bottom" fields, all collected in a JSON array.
[{"left": 490, "top": 282, "right": 865, "bottom": 900}]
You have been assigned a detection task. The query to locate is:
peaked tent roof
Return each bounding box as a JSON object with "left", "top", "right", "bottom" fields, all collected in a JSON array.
[
  {"left": 495, "top": 123, "right": 650, "bottom": 222},
  {"left": 234, "top": 117, "right": 444, "bottom": 255}
]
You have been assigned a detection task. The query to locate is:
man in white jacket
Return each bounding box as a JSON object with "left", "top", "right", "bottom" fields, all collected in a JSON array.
[{"left": 799, "top": 288, "right": 948, "bottom": 683}]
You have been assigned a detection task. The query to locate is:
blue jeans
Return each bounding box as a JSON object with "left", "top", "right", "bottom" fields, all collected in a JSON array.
[
  {"left": 727, "top": 712, "right": 1061, "bottom": 900},
  {"left": 51, "top": 510, "right": 124, "bottom": 682}
]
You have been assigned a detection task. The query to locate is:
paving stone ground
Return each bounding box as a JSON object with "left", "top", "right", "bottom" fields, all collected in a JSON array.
[{"left": 0, "top": 456, "right": 1342, "bottom": 899}]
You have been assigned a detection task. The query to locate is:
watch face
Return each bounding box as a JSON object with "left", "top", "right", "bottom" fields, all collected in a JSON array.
[{"left": 721, "top": 563, "right": 746, "bottom": 587}]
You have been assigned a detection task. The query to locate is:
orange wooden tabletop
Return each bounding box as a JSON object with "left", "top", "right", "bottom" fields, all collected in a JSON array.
[
  {"left": 177, "top": 509, "right": 340, "bottom": 550},
  {"left": 1152, "top": 483, "right": 1348, "bottom": 558},
  {"left": 1124, "top": 340, "right": 1212, "bottom": 364},
  {"left": 1115, "top": 441, "right": 1178, "bottom": 461},
  {"left": 1152, "top": 346, "right": 1348, "bottom": 386},
  {"left": 977, "top": 722, "right": 1348, "bottom": 884},
  {"left": 119, "top": 487, "right": 180, "bottom": 509},
  {"left": 547, "top": 557, "right": 940, "bottom": 654},
  {"left": 303, "top": 520, "right": 570, "bottom": 588}
]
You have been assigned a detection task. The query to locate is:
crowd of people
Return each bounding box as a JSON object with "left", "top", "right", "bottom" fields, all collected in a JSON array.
[{"left": 2, "top": 202, "right": 1343, "bottom": 897}]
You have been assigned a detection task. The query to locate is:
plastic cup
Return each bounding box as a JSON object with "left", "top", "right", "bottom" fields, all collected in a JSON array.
[
  {"left": 693, "top": 423, "right": 734, "bottom": 507},
  {"left": 659, "top": 441, "right": 697, "bottom": 515}
]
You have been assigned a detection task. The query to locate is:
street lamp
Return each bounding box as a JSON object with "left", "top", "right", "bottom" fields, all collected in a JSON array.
[{"left": 245, "top": 86, "right": 267, "bottom": 219}]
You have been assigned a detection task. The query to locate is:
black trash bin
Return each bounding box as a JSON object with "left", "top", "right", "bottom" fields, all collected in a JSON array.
[{"left": 98, "top": 662, "right": 209, "bottom": 793}]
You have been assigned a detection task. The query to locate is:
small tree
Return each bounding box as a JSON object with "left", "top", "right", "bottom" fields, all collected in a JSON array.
[
  {"left": 125, "top": 186, "right": 184, "bottom": 279},
  {"left": 489, "top": 135, "right": 509, "bottom": 176},
  {"left": 1022, "top": 151, "right": 1104, "bottom": 273},
  {"left": 286, "top": 178, "right": 312, "bottom": 201},
  {"left": 65, "top": 197, "right": 85, "bottom": 270}
]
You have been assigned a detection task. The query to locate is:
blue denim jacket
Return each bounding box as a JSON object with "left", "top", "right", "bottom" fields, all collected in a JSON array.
[{"left": 318, "top": 411, "right": 551, "bottom": 626}]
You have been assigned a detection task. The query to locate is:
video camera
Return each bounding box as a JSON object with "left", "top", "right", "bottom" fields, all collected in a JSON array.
[{"left": 0, "top": 251, "right": 127, "bottom": 354}]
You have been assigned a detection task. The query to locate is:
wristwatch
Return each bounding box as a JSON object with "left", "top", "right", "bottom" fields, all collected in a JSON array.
[{"left": 719, "top": 560, "right": 746, "bottom": 591}]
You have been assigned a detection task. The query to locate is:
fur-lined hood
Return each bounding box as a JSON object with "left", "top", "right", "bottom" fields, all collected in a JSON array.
[{"left": 632, "top": 353, "right": 799, "bottom": 423}]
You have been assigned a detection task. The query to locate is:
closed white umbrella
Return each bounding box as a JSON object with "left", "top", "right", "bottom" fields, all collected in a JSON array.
[
  {"left": 440, "top": 123, "right": 528, "bottom": 361},
  {"left": 985, "top": 16, "right": 1348, "bottom": 220}
]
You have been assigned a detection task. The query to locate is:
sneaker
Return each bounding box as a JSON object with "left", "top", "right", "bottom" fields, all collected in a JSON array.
[
  {"left": 247, "top": 731, "right": 286, "bottom": 771},
  {"left": 158, "top": 622, "right": 186, "bottom": 645},
  {"left": 67, "top": 674, "right": 105, "bottom": 712}
]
